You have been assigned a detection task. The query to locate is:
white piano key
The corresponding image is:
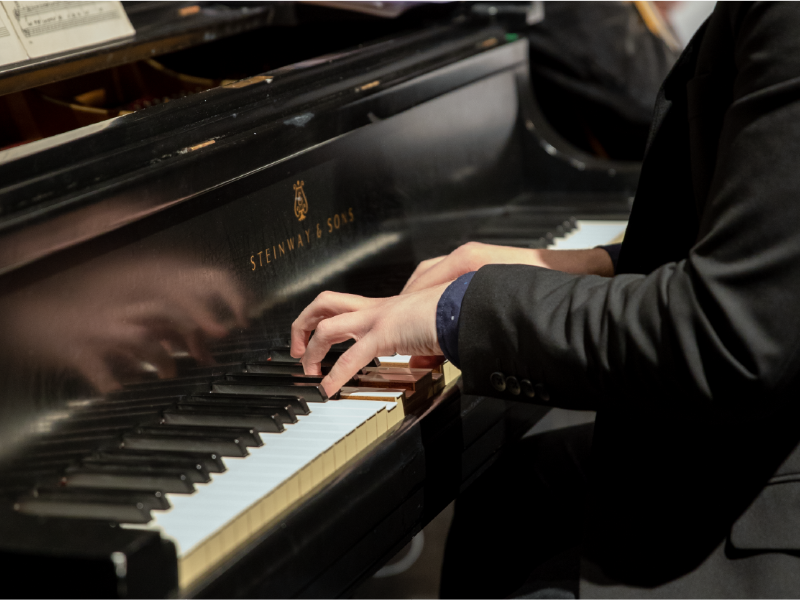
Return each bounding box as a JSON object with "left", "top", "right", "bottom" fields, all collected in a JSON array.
[
  {"left": 549, "top": 220, "right": 627, "bottom": 250},
  {"left": 148, "top": 400, "right": 394, "bottom": 556},
  {"left": 377, "top": 354, "right": 412, "bottom": 365}
]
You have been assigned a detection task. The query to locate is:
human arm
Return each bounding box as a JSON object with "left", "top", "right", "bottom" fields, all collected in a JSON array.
[
  {"left": 459, "top": 2, "right": 800, "bottom": 409},
  {"left": 292, "top": 4, "right": 800, "bottom": 409},
  {"left": 401, "top": 242, "right": 615, "bottom": 294}
]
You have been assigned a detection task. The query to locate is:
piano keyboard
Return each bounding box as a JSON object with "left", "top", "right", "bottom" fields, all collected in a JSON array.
[
  {"left": 149, "top": 398, "right": 406, "bottom": 589},
  {"left": 548, "top": 219, "right": 627, "bottom": 250},
  {"left": 11, "top": 218, "right": 626, "bottom": 593},
  {"left": 13, "top": 353, "right": 457, "bottom": 592}
]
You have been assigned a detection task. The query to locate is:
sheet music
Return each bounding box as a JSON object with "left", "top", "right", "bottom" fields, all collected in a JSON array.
[
  {"left": 2, "top": 1, "right": 134, "bottom": 59},
  {"left": 0, "top": 3, "right": 29, "bottom": 66}
]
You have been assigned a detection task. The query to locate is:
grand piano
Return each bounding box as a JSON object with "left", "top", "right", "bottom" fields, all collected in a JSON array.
[{"left": 0, "top": 2, "right": 641, "bottom": 597}]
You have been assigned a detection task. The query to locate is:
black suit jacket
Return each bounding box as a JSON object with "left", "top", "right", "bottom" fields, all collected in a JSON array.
[{"left": 459, "top": 3, "right": 800, "bottom": 597}]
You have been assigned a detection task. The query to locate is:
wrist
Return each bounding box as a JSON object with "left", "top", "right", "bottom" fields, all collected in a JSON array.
[
  {"left": 586, "top": 247, "right": 615, "bottom": 276},
  {"left": 534, "top": 248, "right": 614, "bottom": 276},
  {"left": 435, "top": 273, "right": 475, "bottom": 368}
]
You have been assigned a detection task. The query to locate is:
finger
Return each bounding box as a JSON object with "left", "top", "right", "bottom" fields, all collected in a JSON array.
[
  {"left": 403, "top": 257, "right": 441, "bottom": 292},
  {"left": 128, "top": 310, "right": 215, "bottom": 366},
  {"left": 73, "top": 351, "right": 122, "bottom": 394},
  {"left": 185, "top": 330, "right": 214, "bottom": 365},
  {"left": 179, "top": 301, "right": 231, "bottom": 339},
  {"left": 291, "top": 292, "right": 377, "bottom": 358},
  {"left": 402, "top": 257, "right": 464, "bottom": 295},
  {"left": 321, "top": 336, "right": 379, "bottom": 396},
  {"left": 101, "top": 321, "right": 180, "bottom": 380},
  {"left": 401, "top": 256, "right": 445, "bottom": 294},
  {"left": 301, "top": 311, "right": 371, "bottom": 375},
  {"left": 127, "top": 335, "right": 179, "bottom": 380},
  {"left": 128, "top": 299, "right": 230, "bottom": 340}
]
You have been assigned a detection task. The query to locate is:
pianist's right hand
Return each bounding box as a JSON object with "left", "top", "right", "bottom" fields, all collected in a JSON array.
[
  {"left": 291, "top": 283, "right": 448, "bottom": 396},
  {"left": 401, "top": 242, "right": 614, "bottom": 294}
]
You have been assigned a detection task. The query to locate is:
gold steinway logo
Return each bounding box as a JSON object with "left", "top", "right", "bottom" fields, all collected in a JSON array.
[{"left": 293, "top": 180, "right": 309, "bottom": 222}]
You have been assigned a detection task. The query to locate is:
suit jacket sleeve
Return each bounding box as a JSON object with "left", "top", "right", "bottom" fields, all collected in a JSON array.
[{"left": 459, "top": 3, "right": 800, "bottom": 410}]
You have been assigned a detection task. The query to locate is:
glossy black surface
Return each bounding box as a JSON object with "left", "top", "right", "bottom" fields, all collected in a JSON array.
[{"left": 0, "top": 14, "right": 637, "bottom": 598}]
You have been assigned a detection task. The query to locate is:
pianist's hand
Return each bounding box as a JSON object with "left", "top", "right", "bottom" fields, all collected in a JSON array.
[
  {"left": 290, "top": 284, "right": 448, "bottom": 396},
  {"left": 401, "top": 242, "right": 614, "bottom": 294}
]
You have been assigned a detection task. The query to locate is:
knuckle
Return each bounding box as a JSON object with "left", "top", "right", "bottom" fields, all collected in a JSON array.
[
  {"left": 315, "top": 319, "right": 331, "bottom": 338},
  {"left": 461, "top": 241, "right": 480, "bottom": 253},
  {"left": 460, "top": 241, "right": 482, "bottom": 263}
]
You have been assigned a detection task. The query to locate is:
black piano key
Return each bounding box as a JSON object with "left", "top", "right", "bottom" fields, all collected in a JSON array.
[
  {"left": 15, "top": 494, "right": 153, "bottom": 524},
  {"left": 268, "top": 347, "right": 301, "bottom": 363},
  {"left": 268, "top": 346, "right": 380, "bottom": 367},
  {"left": 82, "top": 455, "right": 211, "bottom": 483},
  {"left": 28, "top": 434, "right": 125, "bottom": 458},
  {"left": 476, "top": 215, "right": 575, "bottom": 232},
  {"left": 98, "top": 449, "right": 225, "bottom": 474},
  {"left": 135, "top": 425, "right": 263, "bottom": 447},
  {"left": 212, "top": 380, "right": 328, "bottom": 402},
  {"left": 162, "top": 406, "right": 285, "bottom": 432},
  {"left": 245, "top": 361, "right": 372, "bottom": 376},
  {"left": 190, "top": 393, "right": 310, "bottom": 416},
  {"left": 107, "top": 376, "right": 213, "bottom": 400},
  {"left": 177, "top": 400, "right": 296, "bottom": 424},
  {"left": 48, "top": 410, "right": 164, "bottom": 434},
  {"left": 77, "top": 397, "right": 179, "bottom": 414},
  {"left": 184, "top": 362, "right": 246, "bottom": 377},
  {"left": 122, "top": 431, "right": 248, "bottom": 458},
  {"left": 121, "top": 375, "right": 214, "bottom": 391},
  {"left": 246, "top": 361, "right": 327, "bottom": 376},
  {"left": 31, "top": 487, "right": 170, "bottom": 511},
  {"left": 63, "top": 466, "right": 196, "bottom": 494},
  {"left": 225, "top": 372, "right": 326, "bottom": 384}
]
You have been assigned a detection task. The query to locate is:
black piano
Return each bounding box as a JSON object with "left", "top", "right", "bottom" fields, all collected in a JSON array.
[{"left": 0, "top": 2, "right": 639, "bottom": 597}]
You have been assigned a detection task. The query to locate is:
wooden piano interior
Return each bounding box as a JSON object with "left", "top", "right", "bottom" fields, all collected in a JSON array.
[{"left": 0, "top": 2, "right": 639, "bottom": 597}]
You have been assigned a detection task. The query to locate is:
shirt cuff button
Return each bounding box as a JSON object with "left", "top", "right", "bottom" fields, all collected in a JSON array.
[{"left": 490, "top": 372, "right": 506, "bottom": 392}]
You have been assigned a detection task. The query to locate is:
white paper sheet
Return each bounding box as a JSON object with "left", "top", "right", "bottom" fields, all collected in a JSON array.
[
  {"left": 2, "top": 1, "right": 134, "bottom": 59},
  {"left": 0, "top": 3, "right": 29, "bottom": 66}
]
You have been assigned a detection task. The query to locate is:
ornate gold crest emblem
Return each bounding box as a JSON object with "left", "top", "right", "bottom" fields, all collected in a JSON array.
[{"left": 293, "top": 180, "right": 309, "bottom": 222}]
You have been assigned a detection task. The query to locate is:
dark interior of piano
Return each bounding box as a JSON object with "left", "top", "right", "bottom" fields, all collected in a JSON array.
[{"left": 0, "top": 1, "right": 663, "bottom": 597}]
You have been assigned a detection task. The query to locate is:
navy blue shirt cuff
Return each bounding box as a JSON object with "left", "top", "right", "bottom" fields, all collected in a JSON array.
[
  {"left": 436, "top": 271, "right": 476, "bottom": 369},
  {"left": 597, "top": 243, "right": 622, "bottom": 273}
]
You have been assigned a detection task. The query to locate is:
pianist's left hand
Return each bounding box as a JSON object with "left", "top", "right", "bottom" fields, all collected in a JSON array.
[
  {"left": 401, "top": 241, "right": 614, "bottom": 295},
  {"left": 290, "top": 283, "right": 448, "bottom": 396}
]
